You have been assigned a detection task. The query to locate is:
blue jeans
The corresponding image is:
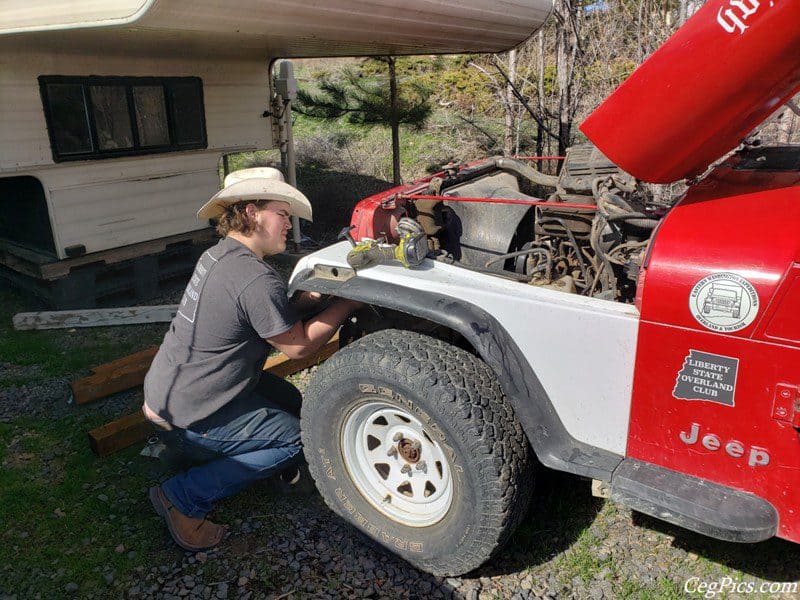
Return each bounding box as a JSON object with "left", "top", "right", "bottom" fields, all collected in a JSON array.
[{"left": 161, "top": 373, "right": 303, "bottom": 518}]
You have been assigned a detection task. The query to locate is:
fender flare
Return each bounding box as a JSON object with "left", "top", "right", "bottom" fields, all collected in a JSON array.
[{"left": 292, "top": 271, "right": 622, "bottom": 480}]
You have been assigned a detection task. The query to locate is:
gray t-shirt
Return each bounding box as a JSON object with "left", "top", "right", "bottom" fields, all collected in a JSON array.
[{"left": 144, "top": 236, "right": 297, "bottom": 428}]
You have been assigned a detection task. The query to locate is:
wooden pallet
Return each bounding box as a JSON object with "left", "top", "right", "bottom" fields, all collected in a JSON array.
[
  {"left": 0, "top": 229, "right": 216, "bottom": 310},
  {"left": 85, "top": 333, "right": 340, "bottom": 456},
  {"left": 0, "top": 228, "right": 217, "bottom": 281}
]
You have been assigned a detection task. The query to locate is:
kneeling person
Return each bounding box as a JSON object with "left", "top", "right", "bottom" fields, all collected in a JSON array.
[{"left": 144, "top": 168, "right": 359, "bottom": 551}]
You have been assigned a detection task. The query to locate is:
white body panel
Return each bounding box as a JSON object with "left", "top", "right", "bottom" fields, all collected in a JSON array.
[
  {"left": 290, "top": 241, "right": 640, "bottom": 455},
  {"left": 0, "top": 51, "right": 270, "bottom": 258}
]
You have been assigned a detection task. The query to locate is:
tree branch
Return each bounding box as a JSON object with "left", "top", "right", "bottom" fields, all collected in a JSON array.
[{"left": 491, "top": 56, "right": 560, "bottom": 143}]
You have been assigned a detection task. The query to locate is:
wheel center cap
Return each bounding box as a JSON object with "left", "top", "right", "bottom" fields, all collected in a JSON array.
[{"left": 397, "top": 438, "right": 421, "bottom": 463}]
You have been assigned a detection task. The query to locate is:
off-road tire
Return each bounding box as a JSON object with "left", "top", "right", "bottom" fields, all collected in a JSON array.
[{"left": 301, "top": 329, "right": 533, "bottom": 576}]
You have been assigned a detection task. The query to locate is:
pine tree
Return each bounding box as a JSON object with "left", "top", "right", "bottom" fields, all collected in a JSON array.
[{"left": 296, "top": 57, "right": 432, "bottom": 185}]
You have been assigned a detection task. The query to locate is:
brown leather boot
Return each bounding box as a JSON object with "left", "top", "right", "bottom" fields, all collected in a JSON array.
[{"left": 149, "top": 486, "right": 226, "bottom": 551}]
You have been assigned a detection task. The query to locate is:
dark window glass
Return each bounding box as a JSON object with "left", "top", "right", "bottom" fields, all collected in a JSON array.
[
  {"left": 40, "top": 76, "right": 206, "bottom": 161},
  {"left": 46, "top": 84, "right": 92, "bottom": 155},
  {"left": 170, "top": 81, "right": 205, "bottom": 145},
  {"left": 133, "top": 86, "right": 169, "bottom": 147},
  {"left": 90, "top": 85, "right": 134, "bottom": 150}
]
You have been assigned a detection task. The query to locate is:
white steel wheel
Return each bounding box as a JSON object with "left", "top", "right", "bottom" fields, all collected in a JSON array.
[{"left": 341, "top": 401, "right": 454, "bottom": 527}]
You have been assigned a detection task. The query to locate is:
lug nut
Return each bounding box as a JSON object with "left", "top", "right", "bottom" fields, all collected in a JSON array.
[
  {"left": 400, "top": 464, "right": 412, "bottom": 475},
  {"left": 387, "top": 446, "right": 398, "bottom": 457},
  {"left": 415, "top": 460, "right": 427, "bottom": 473},
  {"left": 393, "top": 432, "right": 404, "bottom": 442},
  {"left": 410, "top": 440, "right": 421, "bottom": 451}
]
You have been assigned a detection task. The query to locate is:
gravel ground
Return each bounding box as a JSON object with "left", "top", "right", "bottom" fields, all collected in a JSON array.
[{"left": 4, "top": 258, "right": 800, "bottom": 599}]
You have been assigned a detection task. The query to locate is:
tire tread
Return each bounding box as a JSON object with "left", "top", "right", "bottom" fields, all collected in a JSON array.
[{"left": 302, "top": 329, "right": 533, "bottom": 576}]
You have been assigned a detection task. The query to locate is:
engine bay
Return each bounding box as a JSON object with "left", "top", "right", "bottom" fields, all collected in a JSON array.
[{"left": 352, "top": 145, "right": 671, "bottom": 303}]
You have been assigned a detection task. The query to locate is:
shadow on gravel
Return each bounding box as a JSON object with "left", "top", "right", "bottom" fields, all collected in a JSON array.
[
  {"left": 632, "top": 512, "right": 800, "bottom": 582},
  {"left": 473, "top": 467, "right": 604, "bottom": 578}
]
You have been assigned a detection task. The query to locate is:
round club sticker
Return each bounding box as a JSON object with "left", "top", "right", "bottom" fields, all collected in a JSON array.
[{"left": 689, "top": 272, "right": 759, "bottom": 332}]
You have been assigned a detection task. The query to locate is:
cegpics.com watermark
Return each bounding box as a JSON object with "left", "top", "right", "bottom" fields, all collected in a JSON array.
[{"left": 685, "top": 576, "right": 798, "bottom": 598}]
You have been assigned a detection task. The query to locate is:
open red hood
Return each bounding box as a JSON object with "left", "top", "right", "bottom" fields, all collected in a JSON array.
[{"left": 580, "top": 0, "right": 800, "bottom": 184}]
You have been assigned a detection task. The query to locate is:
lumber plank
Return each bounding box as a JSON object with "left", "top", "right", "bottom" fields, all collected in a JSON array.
[
  {"left": 88, "top": 409, "right": 155, "bottom": 457},
  {"left": 82, "top": 333, "right": 342, "bottom": 455},
  {"left": 73, "top": 331, "right": 341, "bottom": 406},
  {"left": 13, "top": 305, "right": 179, "bottom": 330},
  {"left": 71, "top": 346, "right": 159, "bottom": 405}
]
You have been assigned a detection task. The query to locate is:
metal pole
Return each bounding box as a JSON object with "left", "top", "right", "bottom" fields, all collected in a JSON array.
[{"left": 276, "top": 60, "right": 302, "bottom": 249}]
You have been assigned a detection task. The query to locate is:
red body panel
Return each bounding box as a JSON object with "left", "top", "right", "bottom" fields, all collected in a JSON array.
[
  {"left": 580, "top": 0, "right": 800, "bottom": 183},
  {"left": 629, "top": 164, "right": 800, "bottom": 541}
]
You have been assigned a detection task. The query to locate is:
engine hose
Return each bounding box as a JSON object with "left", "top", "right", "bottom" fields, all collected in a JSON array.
[
  {"left": 538, "top": 217, "right": 590, "bottom": 288},
  {"left": 485, "top": 246, "right": 552, "bottom": 277},
  {"left": 597, "top": 191, "right": 633, "bottom": 214},
  {"left": 493, "top": 156, "right": 559, "bottom": 188},
  {"left": 607, "top": 240, "right": 649, "bottom": 266},
  {"left": 605, "top": 213, "right": 659, "bottom": 228},
  {"left": 589, "top": 214, "right": 617, "bottom": 296},
  {"left": 595, "top": 189, "right": 659, "bottom": 230}
]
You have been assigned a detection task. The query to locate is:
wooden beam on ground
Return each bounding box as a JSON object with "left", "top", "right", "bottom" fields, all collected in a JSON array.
[
  {"left": 13, "top": 304, "right": 179, "bottom": 330},
  {"left": 71, "top": 346, "right": 159, "bottom": 405},
  {"left": 84, "top": 332, "right": 340, "bottom": 456},
  {"left": 73, "top": 332, "right": 341, "bottom": 406},
  {"left": 88, "top": 409, "right": 155, "bottom": 457}
]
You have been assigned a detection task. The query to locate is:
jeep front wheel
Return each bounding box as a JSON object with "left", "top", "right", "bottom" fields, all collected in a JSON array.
[{"left": 301, "top": 329, "right": 533, "bottom": 576}]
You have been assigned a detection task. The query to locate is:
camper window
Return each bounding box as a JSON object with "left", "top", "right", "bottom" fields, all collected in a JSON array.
[
  {"left": 133, "top": 86, "right": 170, "bottom": 147},
  {"left": 39, "top": 76, "right": 206, "bottom": 162},
  {"left": 45, "top": 84, "right": 93, "bottom": 156},
  {"left": 90, "top": 85, "right": 135, "bottom": 150}
]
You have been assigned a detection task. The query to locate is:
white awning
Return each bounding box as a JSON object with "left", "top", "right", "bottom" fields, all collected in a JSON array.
[{"left": 0, "top": 0, "right": 553, "bottom": 58}]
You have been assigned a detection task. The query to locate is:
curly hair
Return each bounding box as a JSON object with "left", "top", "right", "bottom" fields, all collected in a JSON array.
[{"left": 215, "top": 200, "right": 271, "bottom": 237}]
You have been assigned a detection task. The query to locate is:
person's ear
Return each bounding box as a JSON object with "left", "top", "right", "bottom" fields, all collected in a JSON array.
[{"left": 245, "top": 203, "right": 258, "bottom": 219}]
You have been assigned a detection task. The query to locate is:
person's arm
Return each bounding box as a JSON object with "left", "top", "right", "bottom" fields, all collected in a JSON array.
[
  {"left": 267, "top": 298, "right": 361, "bottom": 360},
  {"left": 289, "top": 290, "right": 325, "bottom": 317}
]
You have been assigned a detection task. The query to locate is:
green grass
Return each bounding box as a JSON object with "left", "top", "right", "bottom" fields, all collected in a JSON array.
[
  {"left": 0, "top": 286, "right": 312, "bottom": 597},
  {"left": 617, "top": 578, "right": 684, "bottom": 600},
  {"left": 0, "top": 287, "right": 166, "bottom": 595},
  {"left": 0, "top": 413, "right": 164, "bottom": 597},
  {"left": 0, "top": 408, "right": 299, "bottom": 598},
  {"left": 0, "top": 290, "right": 167, "bottom": 388}
]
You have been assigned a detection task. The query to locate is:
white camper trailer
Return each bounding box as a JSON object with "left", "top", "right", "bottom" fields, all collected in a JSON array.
[{"left": 0, "top": 0, "right": 551, "bottom": 307}]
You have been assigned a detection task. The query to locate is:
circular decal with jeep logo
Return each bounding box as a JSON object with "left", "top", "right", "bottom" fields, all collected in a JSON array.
[{"left": 689, "top": 272, "right": 759, "bottom": 333}]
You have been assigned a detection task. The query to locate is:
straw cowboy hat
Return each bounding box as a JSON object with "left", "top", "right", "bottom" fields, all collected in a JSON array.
[{"left": 197, "top": 167, "right": 313, "bottom": 222}]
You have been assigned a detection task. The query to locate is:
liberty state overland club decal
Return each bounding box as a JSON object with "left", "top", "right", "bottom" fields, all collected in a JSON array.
[
  {"left": 673, "top": 350, "right": 739, "bottom": 406},
  {"left": 689, "top": 272, "right": 759, "bottom": 333}
]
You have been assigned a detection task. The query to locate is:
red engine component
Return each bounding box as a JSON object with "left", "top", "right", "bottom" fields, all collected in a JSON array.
[{"left": 349, "top": 185, "right": 411, "bottom": 243}]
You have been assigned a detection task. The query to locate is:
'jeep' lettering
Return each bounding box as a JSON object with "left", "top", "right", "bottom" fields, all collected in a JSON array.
[
  {"left": 717, "top": 0, "right": 763, "bottom": 35},
  {"left": 679, "top": 422, "right": 770, "bottom": 467}
]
